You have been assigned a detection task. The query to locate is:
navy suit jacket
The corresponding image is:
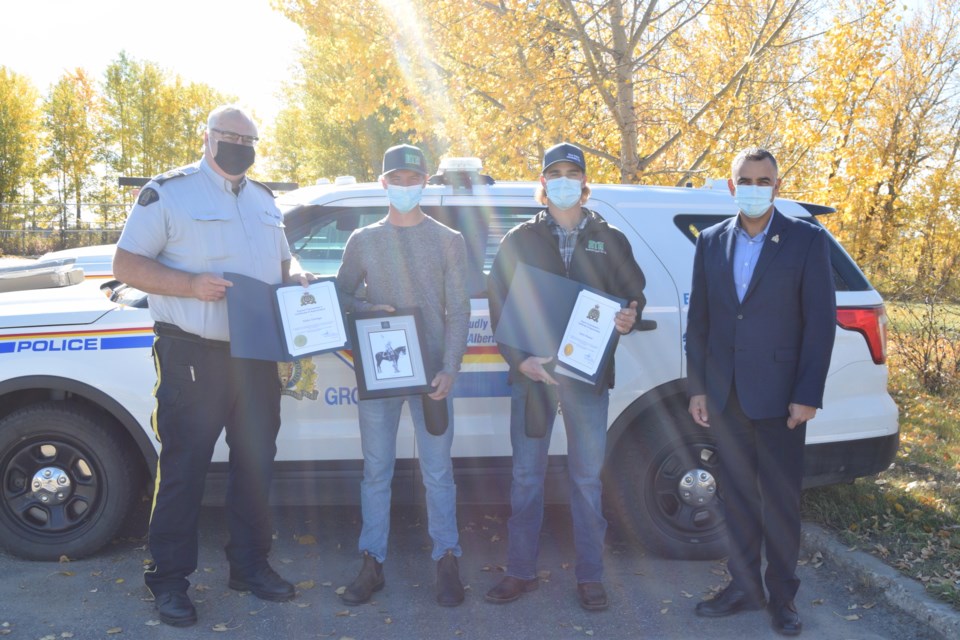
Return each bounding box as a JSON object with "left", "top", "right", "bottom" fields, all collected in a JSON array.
[{"left": 686, "top": 209, "right": 836, "bottom": 419}]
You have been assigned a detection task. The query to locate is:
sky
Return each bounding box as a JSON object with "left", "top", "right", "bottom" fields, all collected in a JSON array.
[{"left": 0, "top": 0, "right": 306, "bottom": 124}]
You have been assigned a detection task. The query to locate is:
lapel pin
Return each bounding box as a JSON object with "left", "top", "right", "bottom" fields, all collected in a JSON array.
[{"left": 771, "top": 234, "right": 780, "bottom": 243}]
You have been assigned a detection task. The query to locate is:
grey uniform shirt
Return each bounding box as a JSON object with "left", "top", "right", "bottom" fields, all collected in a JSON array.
[
  {"left": 117, "top": 157, "right": 292, "bottom": 341},
  {"left": 337, "top": 215, "right": 470, "bottom": 375}
]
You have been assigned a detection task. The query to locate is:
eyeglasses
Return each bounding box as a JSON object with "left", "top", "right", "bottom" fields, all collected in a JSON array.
[{"left": 210, "top": 127, "right": 259, "bottom": 146}]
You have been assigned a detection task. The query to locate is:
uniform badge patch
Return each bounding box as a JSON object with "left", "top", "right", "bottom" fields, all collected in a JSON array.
[{"left": 137, "top": 187, "right": 159, "bottom": 206}]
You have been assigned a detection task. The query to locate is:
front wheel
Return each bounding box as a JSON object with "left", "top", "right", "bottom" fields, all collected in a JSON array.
[
  {"left": 606, "top": 409, "right": 727, "bottom": 559},
  {"left": 0, "top": 402, "right": 139, "bottom": 560}
]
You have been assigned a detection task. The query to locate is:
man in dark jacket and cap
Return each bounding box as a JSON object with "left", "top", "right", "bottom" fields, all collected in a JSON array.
[{"left": 485, "top": 142, "right": 646, "bottom": 611}]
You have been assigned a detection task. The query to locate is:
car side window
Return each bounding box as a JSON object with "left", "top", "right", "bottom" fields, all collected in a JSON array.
[
  {"left": 427, "top": 205, "right": 537, "bottom": 297},
  {"left": 285, "top": 206, "right": 384, "bottom": 276},
  {"left": 673, "top": 213, "right": 871, "bottom": 292}
]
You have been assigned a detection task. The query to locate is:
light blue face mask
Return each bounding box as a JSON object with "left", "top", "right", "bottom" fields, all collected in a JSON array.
[
  {"left": 386, "top": 184, "right": 423, "bottom": 213},
  {"left": 734, "top": 185, "right": 774, "bottom": 218},
  {"left": 545, "top": 177, "right": 583, "bottom": 209}
]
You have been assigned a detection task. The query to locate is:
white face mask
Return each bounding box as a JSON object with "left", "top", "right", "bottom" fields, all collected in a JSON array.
[
  {"left": 545, "top": 177, "right": 583, "bottom": 210},
  {"left": 734, "top": 185, "right": 774, "bottom": 218},
  {"left": 386, "top": 184, "right": 423, "bottom": 213}
]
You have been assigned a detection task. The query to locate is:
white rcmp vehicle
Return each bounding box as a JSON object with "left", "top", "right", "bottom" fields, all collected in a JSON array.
[{"left": 0, "top": 159, "right": 898, "bottom": 561}]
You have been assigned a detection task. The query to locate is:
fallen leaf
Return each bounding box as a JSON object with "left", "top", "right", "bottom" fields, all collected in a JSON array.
[
  {"left": 115, "top": 578, "right": 124, "bottom": 584},
  {"left": 586, "top": 631, "right": 594, "bottom": 637},
  {"left": 59, "top": 555, "right": 71, "bottom": 563},
  {"left": 680, "top": 591, "right": 693, "bottom": 598},
  {"left": 660, "top": 607, "right": 669, "bottom": 614},
  {"left": 248, "top": 605, "right": 267, "bottom": 616},
  {"left": 861, "top": 602, "right": 876, "bottom": 609},
  {"left": 212, "top": 622, "right": 241, "bottom": 631},
  {"left": 335, "top": 586, "right": 347, "bottom": 595},
  {"left": 145, "top": 620, "right": 161, "bottom": 627},
  {"left": 298, "top": 535, "right": 317, "bottom": 545},
  {"left": 106, "top": 628, "right": 122, "bottom": 634},
  {"left": 194, "top": 584, "right": 211, "bottom": 593},
  {"left": 537, "top": 570, "right": 551, "bottom": 580},
  {"left": 61, "top": 633, "right": 74, "bottom": 638},
  {"left": 812, "top": 598, "right": 824, "bottom": 605},
  {"left": 296, "top": 580, "right": 315, "bottom": 590},
  {"left": 573, "top": 626, "right": 583, "bottom": 631},
  {"left": 321, "top": 581, "right": 333, "bottom": 587},
  {"left": 335, "top": 610, "right": 351, "bottom": 617},
  {"left": 90, "top": 588, "right": 98, "bottom": 593},
  {"left": 491, "top": 534, "right": 501, "bottom": 542},
  {"left": 661, "top": 599, "right": 673, "bottom": 604},
  {"left": 385, "top": 617, "right": 393, "bottom": 624},
  {"left": 57, "top": 571, "right": 75, "bottom": 577}
]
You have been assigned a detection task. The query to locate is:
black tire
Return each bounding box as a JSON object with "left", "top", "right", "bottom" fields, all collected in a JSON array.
[
  {"left": 0, "top": 402, "right": 139, "bottom": 560},
  {"left": 606, "top": 408, "right": 727, "bottom": 559}
]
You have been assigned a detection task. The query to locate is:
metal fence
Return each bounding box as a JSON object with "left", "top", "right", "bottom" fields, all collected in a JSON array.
[{"left": 0, "top": 202, "right": 127, "bottom": 257}]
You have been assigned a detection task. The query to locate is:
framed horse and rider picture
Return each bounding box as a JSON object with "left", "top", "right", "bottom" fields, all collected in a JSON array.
[{"left": 348, "top": 308, "right": 433, "bottom": 400}]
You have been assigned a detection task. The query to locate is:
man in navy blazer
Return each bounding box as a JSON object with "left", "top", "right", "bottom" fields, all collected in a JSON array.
[{"left": 686, "top": 148, "right": 836, "bottom": 636}]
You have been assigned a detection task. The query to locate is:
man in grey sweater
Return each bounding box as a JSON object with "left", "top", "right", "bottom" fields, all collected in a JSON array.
[{"left": 336, "top": 144, "right": 471, "bottom": 607}]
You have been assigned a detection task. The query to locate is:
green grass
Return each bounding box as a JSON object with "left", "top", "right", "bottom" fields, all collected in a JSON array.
[{"left": 801, "top": 302, "right": 960, "bottom": 608}]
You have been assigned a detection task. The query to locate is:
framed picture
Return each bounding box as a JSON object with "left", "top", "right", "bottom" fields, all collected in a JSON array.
[{"left": 348, "top": 308, "right": 433, "bottom": 400}]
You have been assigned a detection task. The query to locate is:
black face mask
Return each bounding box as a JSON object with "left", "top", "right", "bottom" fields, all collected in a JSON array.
[{"left": 214, "top": 140, "right": 256, "bottom": 176}]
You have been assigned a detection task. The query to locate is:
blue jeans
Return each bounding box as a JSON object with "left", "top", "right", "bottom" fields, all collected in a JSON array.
[
  {"left": 506, "top": 375, "right": 609, "bottom": 583},
  {"left": 357, "top": 394, "right": 460, "bottom": 563}
]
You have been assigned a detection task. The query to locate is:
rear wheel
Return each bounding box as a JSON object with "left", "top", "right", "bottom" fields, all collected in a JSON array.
[
  {"left": 606, "top": 408, "right": 727, "bottom": 559},
  {"left": 0, "top": 402, "right": 139, "bottom": 560}
]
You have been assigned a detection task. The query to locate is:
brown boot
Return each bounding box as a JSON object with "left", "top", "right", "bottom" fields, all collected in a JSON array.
[
  {"left": 340, "top": 551, "right": 384, "bottom": 605},
  {"left": 436, "top": 550, "right": 465, "bottom": 607}
]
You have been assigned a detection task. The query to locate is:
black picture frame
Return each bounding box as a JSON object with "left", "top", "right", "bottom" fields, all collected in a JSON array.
[{"left": 348, "top": 307, "right": 433, "bottom": 400}]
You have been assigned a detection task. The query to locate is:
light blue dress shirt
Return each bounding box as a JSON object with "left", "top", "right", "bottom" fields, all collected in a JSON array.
[{"left": 733, "top": 214, "right": 774, "bottom": 303}]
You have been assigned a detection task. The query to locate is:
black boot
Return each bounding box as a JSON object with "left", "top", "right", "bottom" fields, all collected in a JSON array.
[
  {"left": 341, "top": 551, "right": 385, "bottom": 605},
  {"left": 436, "top": 550, "right": 465, "bottom": 607}
]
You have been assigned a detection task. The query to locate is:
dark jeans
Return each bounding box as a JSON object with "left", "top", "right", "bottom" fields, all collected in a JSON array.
[
  {"left": 714, "top": 389, "right": 806, "bottom": 604},
  {"left": 145, "top": 334, "right": 282, "bottom": 595}
]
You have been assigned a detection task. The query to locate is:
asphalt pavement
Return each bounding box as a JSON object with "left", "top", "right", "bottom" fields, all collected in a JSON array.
[{"left": 1, "top": 505, "right": 956, "bottom": 639}]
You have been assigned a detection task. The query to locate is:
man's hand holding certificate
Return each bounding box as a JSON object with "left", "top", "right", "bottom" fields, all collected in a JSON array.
[
  {"left": 493, "top": 264, "right": 626, "bottom": 384},
  {"left": 557, "top": 290, "right": 623, "bottom": 377},
  {"left": 224, "top": 273, "right": 350, "bottom": 362}
]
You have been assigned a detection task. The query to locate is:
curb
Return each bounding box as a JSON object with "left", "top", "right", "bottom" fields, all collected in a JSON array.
[{"left": 801, "top": 522, "right": 960, "bottom": 639}]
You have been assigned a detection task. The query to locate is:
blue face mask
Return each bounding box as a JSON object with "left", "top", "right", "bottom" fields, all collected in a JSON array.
[
  {"left": 545, "top": 177, "right": 583, "bottom": 210},
  {"left": 734, "top": 185, "right": 774, "bottom": 218},
  {"left": 386, "top": 184, "right": 423, "bottom": 213}
]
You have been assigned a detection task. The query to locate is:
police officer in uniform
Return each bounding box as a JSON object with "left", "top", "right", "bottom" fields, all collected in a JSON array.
[{"left": 114, "top": 105, "right": 304, "bottom": 627}]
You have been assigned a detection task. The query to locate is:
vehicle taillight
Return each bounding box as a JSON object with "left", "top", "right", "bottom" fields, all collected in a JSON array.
[{"left": 836, "top": 305, "right": 888, "bottom": 365}]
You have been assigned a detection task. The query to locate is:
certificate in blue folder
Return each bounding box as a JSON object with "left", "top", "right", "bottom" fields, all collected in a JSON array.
[
  {"left": 493, "top": 264, "right": 625, "bottom": 384},
  {"left": 224, "top": 272, "right": 350, "bottom": 362}
]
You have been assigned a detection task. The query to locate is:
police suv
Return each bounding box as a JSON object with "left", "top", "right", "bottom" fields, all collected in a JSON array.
[{"left": 0, "top": 159, "right": 898, "bottom": 561}]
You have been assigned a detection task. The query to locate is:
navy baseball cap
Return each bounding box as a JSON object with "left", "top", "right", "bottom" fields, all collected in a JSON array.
[
  {"left": 382, "top": 144, "right": 428, "bottom": 175},
  {"left": 543, "top": 142, "right": 586, "bottom": 172}
]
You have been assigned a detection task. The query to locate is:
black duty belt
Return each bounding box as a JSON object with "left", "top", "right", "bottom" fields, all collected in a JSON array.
[{"left": 153, "top": 322, "right": 230, "bottom": 349}]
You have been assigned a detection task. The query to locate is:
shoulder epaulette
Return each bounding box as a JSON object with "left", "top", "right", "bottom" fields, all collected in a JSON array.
[
  {"left": 153, "top": 165, "right": 200, "bottom": 185},
  {"left": 247, "top": 178, "right": 275, "bottom": 198}
]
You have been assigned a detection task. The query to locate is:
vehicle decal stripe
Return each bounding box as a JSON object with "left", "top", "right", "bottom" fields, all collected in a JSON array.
[
  {"left": 0, "top": 327, "right": 151, "bottom": 340},
  {"left": 452, "top": 371, "right": 510, "bottom": 398},
  {"left": 101, "top": 335, "right": 156, "bottom": 349}
]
